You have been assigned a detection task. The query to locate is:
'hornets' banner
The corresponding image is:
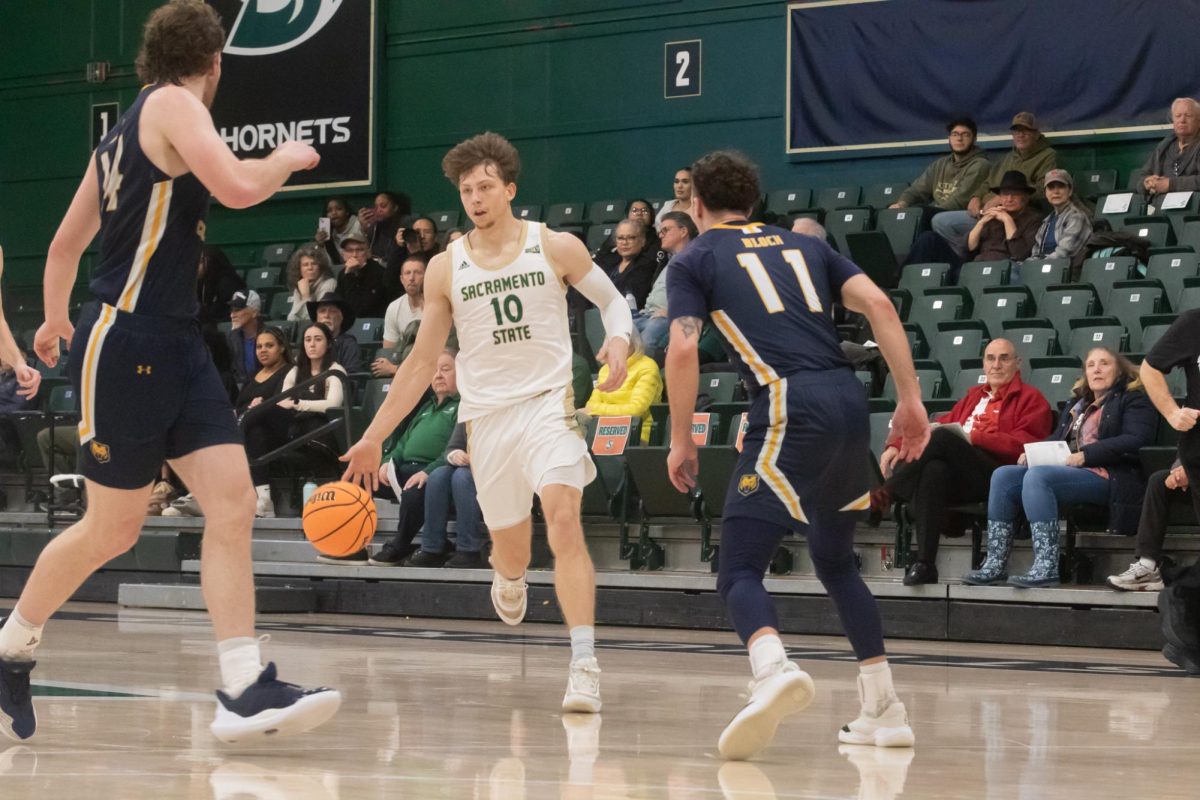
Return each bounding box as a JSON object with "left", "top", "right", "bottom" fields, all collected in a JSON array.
[
  {"left": 206, "top": 0, "right": 375, "bottom": 191},
  {"left": 787, "top": 0, "right": 1200, "bottom": 155}
]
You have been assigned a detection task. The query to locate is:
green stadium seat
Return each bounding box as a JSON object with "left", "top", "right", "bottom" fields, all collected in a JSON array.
[
  {"left": 864, "top": 182, "right": 909, "bottom": 209},
  {"left": 826, "top": 208, "right": 871, "bottom": 254},
  {"left": 959, "top": 260, "right": 1011, "bottom": 301},
  {"left": 1075, "top": 169, "right": 1117, "bottom": 199},
  {"left": 267, "top": 291, "right": 292, "bottom": 319},
  {"left": 261, "top": 243, "right": 294, "bottom": 266},
  {"left": 1145, "top": 252, "right": 1200, "bottom": 310},
  {"left": 1139, "top": 313, "right": 1178, "bottom": 354},
  {"left": 766, "top": 188, "right": 814, "bottom": 216},
  {"left": 816, "top": 186, "right": 862, "bottom": 212},
  {"left": 949, "top": 358, "right": 987, "bottom": 399},
  {"left": 582, "top": 308, "right": 605, "bottom": 359},
  {"left": 1122, "top": 218, "right": 1173, "bottom": 247},
  {"left": 698, "top": 372, "right": 742, "bottom": 403},
  {"left": 845, "top": 231, "right": 901, "bottom": 289},
  {"left": 856, "top": 370, "right": 875, "bottom": 398},
  {"left": 265, "top": 319, "right": 297, "bottom": 344},
  {"left": 1065, "top": 316, "right": 1126, "bottom": 358},
  {"left": 907, "top": 287, "right": 970, "bottom": 343},
  {"left": 1021, "top": 258, "right": 1070, "bottom": 306},
  {"left": 245, "top": 266, "right": 282, "bottom": 290},
  {"left": 1079, "top": 256, "right": 1138, "bottom": 308},
  {"left": 884, "top": 359, "right": 944, "bottom": 401},
  {"left": 1039, "top": 284, "right": 1098, "bottom": 340},
  {"left": 545, "top": 202, "right": 586, "bottom": 228},
  {"left": 1001, "top": 319, "right": 1059, "bottom": 361},
  {"left": 898, "top": 262, "right": 950, "bottom": 294},
  {"left": 352, "top": 317, "right": 385, "bottom": 345},
  {"left": 874, "top": 207, "right": 922, "bottom": 262},
  {"left": 868, "top": 399, "right": 896, "bottom": 457},
  {"left": 929, "top": 321, "right": 987, "bottom": 379},
  {"left": 1105, "top": 280, "right": 1164, "bottom": 350},
  {"left": 975, "top": 286, "right": 1032, "bottom": 337},
  {"left": 587, "top": 223, "right": 616, "bottom": 252},
  {"left": 1028, "top": 356, "right": 1081, "bottom": 408},
  {"left": 1148, "top": 191, "right": 1200, "bottom": 241},
  {"left": 1179, "top": 220, "right": 1200, "bottom": 253},
  {"left": 512, "top": 204, "right": 542, "bottom": 221},
  {"left": 1094, "top": 193, "right": 1144, "bottom": 232},
  {"left": 586, "top": 199, "right": 626, "bottom": 224},
  {"left": 427, "top": 209, "right": 461, "bottom": 229}
]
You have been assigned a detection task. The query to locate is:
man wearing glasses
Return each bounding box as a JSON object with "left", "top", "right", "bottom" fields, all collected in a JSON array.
[
  {"left": 889, "top": 117, "right": 990, "bottom": 215},
  {"left": 1136, "top": 98, "right": 1200, "bottom": 197}
]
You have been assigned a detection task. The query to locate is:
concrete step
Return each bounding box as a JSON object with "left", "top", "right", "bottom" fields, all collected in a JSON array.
[{"left": 118, "top": 582, "right": 317, "bottom": 613}]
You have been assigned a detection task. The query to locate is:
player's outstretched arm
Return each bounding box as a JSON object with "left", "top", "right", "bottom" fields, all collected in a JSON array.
[
  {"left": 546, "top": 230, "right": 632, "bottom": 391},
  {"left": 664, "top": 316, "right": 702, "bottom": 492},
  {"left": 840, "top": 274, "right": 930, "bottom": 462},
  {"left": 35, "top": 158, "right": 102, "bottom": 368},
  {"left": 148, "top": 87, "right": 318, "bottom": 209},
  {"left": 340, "top": 253, "right": 454, "bottom": 490}
]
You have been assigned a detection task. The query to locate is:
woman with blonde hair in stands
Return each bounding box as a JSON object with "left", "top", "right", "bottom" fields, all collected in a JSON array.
[
  {"left": 284, "top": 243, "right": 337, "bottom": 322},
  {"left": 965, "top": 347, "right": 1157, "bottom": 587},
  {"left": 584, "top": 327, "right": 662, "bottom": 444}
]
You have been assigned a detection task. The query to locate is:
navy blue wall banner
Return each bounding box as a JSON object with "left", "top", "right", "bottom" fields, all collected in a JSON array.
[
  {"left": 787, "top": 0, "right": 1200, "bottom": 154},
  {"left": 206, "top": 0, "right": 375, "bottom": 190}
]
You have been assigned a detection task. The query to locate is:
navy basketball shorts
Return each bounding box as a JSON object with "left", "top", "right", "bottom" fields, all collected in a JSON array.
[
  {"left": 724, "top": 368, "right": 871, "bottom": 529},
  {"left": 69, "top": 302, "right": 242, "bottom": 490}
]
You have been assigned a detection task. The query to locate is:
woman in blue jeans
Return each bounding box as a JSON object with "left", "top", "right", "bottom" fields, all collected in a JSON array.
[
  {"left": 964, "top": 348, "right": 1157, "bottom": 587},
  {"left": 406, "top": 422, "right": 488, "bottom": 568}
]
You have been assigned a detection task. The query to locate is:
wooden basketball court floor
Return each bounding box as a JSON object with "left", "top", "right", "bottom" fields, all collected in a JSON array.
[{"left": 0, "top": 601, "right": 1195, "bottom": 799}]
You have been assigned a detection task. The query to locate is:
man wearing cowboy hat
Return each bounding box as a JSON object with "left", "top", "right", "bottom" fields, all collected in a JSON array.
[
  {"left": 966, "top": 170, "right": 1043, "bottom": 264},
  {"left": 306, "top": 292, "right": 364, "bottom": 373}
]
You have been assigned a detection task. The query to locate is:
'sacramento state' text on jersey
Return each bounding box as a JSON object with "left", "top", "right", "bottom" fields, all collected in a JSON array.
[
  {"left": 666, "top": 222, "right": 861, "bottom": 387},
  {"left": 91, "top": 85, "right": 209, "bottom": 319},
  {"left": 450, "top": 221, "right": 574, "bottom": 420}
]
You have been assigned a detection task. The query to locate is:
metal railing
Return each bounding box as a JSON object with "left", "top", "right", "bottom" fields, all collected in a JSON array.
[{"left": 238, "top": 368, "right": 354, "bottom": 475}]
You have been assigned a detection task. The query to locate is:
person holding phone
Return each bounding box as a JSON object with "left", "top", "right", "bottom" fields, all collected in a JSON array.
[{"left": 314, "top": 196, "right": 362, "bottom": 264}]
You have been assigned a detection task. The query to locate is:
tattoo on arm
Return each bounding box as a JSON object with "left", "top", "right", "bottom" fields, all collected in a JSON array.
[{"left": 676, "top": 316, "right": 703, "bottom": 341}]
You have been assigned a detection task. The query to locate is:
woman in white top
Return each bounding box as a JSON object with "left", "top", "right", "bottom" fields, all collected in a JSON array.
[
  {"left": 285, "top": 244, "right": 338, "bottom": 321},
  {"left": 314, "top": 196, "right": 365, "bottom": 263},
  {"left": 281, "top": 322, "right": 346, "bottom": 414},
  {"left": 653, "top": 167, "right": 694, "bottom": 227}
]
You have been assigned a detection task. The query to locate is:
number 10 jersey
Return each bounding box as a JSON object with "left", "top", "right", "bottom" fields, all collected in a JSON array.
[{"left": 449, "top": 221, "right": 575, "bottom": 422}]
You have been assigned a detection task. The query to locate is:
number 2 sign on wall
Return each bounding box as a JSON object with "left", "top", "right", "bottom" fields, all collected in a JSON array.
[{"left": 664, "top": 40, "right": 701, "bottom": 99}]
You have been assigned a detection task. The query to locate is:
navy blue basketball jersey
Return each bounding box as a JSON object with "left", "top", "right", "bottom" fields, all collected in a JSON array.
[
  {"left": 91, "top": 85, "right": 209, "bottom": 318},
  {"left": 667, "top": 222, "right": 860, "bottom": 387}
]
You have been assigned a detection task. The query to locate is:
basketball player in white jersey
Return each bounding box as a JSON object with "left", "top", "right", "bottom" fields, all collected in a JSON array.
[{"left": 342, "top": 132, "right": 633, "bottom": 711}]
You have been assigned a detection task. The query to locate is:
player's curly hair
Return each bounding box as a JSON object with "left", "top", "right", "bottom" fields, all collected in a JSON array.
[
  {"left": 690, "top": 150, "right": 761, "bottom": 215},
  {"left": 442, "top": 132, "right": 521, "bottom": 186},
  {"left": 135, "top": 1, "right": 226, "bottom": 85}
]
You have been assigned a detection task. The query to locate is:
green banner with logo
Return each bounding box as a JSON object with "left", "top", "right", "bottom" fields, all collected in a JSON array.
[{"left": 206, "top": 0, "right": 376, "bottom": 191}]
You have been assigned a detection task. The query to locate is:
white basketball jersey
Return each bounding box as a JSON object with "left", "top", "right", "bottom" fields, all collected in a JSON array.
[{"left": 450, "top": 221, "right": 574, "bottom": 421}]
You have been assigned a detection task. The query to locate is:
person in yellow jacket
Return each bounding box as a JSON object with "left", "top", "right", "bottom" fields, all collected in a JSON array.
[{"left": 585, "top": 329, "right": 663, "bottom": 443}]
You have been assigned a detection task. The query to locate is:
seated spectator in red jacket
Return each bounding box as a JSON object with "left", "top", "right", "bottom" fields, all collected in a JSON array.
[{"left": 881, "top": 338, "right": 1052, "bottom": 585}]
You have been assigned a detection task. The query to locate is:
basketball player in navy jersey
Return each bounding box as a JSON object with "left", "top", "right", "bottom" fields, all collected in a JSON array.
[
  {"left": 0, "top": 1, "right": 340, "bottom": 742},
  {"left": 665, "top": 151, "right": 930, "bottom": 760}
]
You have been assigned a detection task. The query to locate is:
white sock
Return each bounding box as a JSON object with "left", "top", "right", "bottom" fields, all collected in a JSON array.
[
  {"left": 570, "top": 625, "right": 595, "bottom": 663},
  {"left": 0, "top": 608, "right": 43, "bottom": 661},
  {"left": 1139, "top": 556, "right": 1157, "bottom": 570},
  {"left": 748, "top": 634, "right": 787, "bottom": 681},
  {"left": 859, "top": 660, "right": 897, "bottom": 713},
  {"left": 218, "top": 637, "right": 263, "bottom": 697}
]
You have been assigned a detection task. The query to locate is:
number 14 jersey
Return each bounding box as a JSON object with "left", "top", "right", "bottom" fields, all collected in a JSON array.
[{"left": 449, "top": 221, "right": 575, "bottom": 421}]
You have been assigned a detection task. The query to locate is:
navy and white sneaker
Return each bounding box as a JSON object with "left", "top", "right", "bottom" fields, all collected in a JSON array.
[
  {"left": 210, "top": 662, "right": 341, "bottom": 744},
  {"left": 0, "top": 659, "right": 36, "bottom": 741}
]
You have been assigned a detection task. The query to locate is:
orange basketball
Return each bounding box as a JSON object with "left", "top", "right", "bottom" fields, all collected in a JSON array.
[{"left": 302, "top": 481, "right": 377, "bottom": 557}]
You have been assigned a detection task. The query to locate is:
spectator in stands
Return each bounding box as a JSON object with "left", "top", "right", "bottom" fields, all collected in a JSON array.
[
  {"left": 655, "top": 168, "right": 694, "bottom": 227},
  {"left": 966, "top": 171, "right": 1042, "bottom": 266},
  {"left": 881, "top": 339, "right": 1052, "bottom": 585},
  {"left": 1108, "top": 451, "right": 1193, "bottom": 591},
  {"left": 36, "top": 425, "right": 76, "bottom": 478},
  {"left": 335, "top": 233, "right": 388, "bottom": 318},
  {"left": 365, "top": 351, "right": 461, "bottom": 566},
  {"left": 965, "top": 348, "right": 1157, "bottom": 587},
  {"left": 374, "top": 253, "right": 427, "bottom": 377},
  {"left": 596, "top": 199, "right": 663, "bottom": 259},
  {"left": 932, "top": 112, "right": 1058, "bottom": 257},
  {"left": 445, "top": 229, "right": 465, "bottom": 244},
  {"left": 386, "top": 216, "right": 439, "bottom": 295},
  {"left": 598, "top": 219, "right": 657, "bottom": 309},
  {"left": 196, "top": 245, "right": 245, "bottom": 328},
  {"left": 402, "top": 423, "right": 487, "bottom": 568},
  {"left": 584, "top": 329, "right": 663, "bottom": 444},
  {"left": 638, "top": 211, "right": 696, "bottom": 359},
  {"left": 1028, "top": 169, "right": 1093, "bottom": 275},
  {"left": 306, "top": 292, "right": 363, "bottom": 373},
  {"left": 284, "top": 322, "right": 349, "bottom": 514},
  {"left": 225, "top": 289, "right": 264, "bottom": 387},
  {"left": 0, "top": 355, "right": 34, "bottom": 463},
  {"left": 1135, "top": 98, "right": 1200, "bottom": 196},
  {"left": 315, "top": 196, "right": 363, "bottom": 264},
  {"left": 358, "top": 190, "right": 411, "bottom": 262},
  {"left": 791, "top": 217, "right": 828, "bottom": 241},
  {"left": 235, "top": 327, "right": 296, "bottom": 518},
  {"left": 890, "top": 117, "right": 990, "bottom": 212},
  {"left": 284, "top": 243, "right": 337, "bottom": 322},
  {"left": 627, "top": 199, "right": 656, "bottom": 232}
]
